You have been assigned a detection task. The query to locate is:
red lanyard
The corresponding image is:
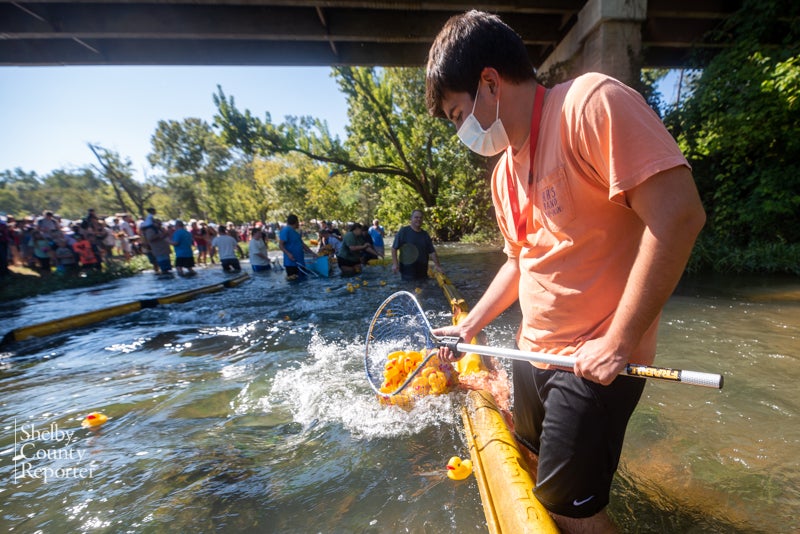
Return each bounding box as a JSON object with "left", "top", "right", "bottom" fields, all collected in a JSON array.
[{"left": 506, "top": 84, "right": 546, "bottom": 239}]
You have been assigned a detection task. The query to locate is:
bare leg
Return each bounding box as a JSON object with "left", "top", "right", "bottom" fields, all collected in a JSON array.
[{"left": 552, "top": 510, "right": 618, "bottom": 534}]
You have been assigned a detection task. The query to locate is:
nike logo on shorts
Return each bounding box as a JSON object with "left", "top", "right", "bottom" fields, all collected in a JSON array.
[{"left": 573, "top": 495, "right": 595, "bottom": 506}]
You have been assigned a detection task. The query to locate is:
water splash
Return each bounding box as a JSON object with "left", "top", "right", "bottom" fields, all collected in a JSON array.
[{"left": 267, "top": 332, "right": 460, "bottom": 439}]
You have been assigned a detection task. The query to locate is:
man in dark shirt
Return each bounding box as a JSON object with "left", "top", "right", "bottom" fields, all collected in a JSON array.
[{"left": 391, "top": 209, "right": 441, "bottom": 280}]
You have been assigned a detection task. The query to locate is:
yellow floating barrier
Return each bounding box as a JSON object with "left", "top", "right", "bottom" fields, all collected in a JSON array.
[
  {"left": 1, "top": 273, "right": 250, "bottom": 345},
  {"left": 462, "top": 390, "right": 559, "bottom": 534},
  {"left": 433, "top": 267, "right": 559, "bottom": 533}
]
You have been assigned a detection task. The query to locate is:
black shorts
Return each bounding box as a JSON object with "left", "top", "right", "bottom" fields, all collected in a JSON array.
[
  {"left": 512, "top": 360, "right": 645, "bottom": 518},
  {"left": 220, "top": 258, "right": 241, "bottom": 272},
  {"left": 336, "top": 256, "right": 360, "bottom": 268},
  {"left": 175, "top": 256, "right": 195, "bottom": 269}
]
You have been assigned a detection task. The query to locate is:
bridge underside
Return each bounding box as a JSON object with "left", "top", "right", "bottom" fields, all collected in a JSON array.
[{"left": 2, "top": 0, "right": 741, "bottom": 76}]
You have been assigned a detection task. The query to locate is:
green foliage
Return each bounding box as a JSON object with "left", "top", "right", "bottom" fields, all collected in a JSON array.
[
  {"left": 148, "top": 118, "right": 235, "bottom": 221},
  {"left": 212, "top": 67, "right": 489, "bottom": 240},
  {"left": 0, "top": 164, "right": 127, "bottom": 220},
  {"left": 666, "top": 0, "right": 800, "bottom": 272}
]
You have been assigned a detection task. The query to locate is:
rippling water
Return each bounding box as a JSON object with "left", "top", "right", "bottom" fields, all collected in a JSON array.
[{"left": 1, "top": 245, "right": 797, "bottom": 533}]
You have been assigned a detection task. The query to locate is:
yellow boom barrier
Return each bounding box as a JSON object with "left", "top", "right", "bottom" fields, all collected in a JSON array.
[
  {"left": 432, "top": 268, "right": 559, "bottom": 534},
  {"left": 2, "top": 273, "right": 250, "bottom": 345}
]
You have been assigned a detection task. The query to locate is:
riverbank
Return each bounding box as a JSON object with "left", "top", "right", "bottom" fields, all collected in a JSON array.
[{"left": 0, "top": 257, "right": 150, "bottom": 303}]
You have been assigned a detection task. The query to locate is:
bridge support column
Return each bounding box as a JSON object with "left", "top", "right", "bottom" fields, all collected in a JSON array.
[{"left": 538, "top": 0, "right": 647, "bottom": 86}]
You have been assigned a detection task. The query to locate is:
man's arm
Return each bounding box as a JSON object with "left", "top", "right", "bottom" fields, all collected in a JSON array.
[
  {"left": 279, "top": 239, "right": 293, "bottom": 262},
  {"left": 435, "top": 256, "right": 521, "bottom": 360},
  {"left": 574, "top": 166, "right": 706, "bottom": 385},
  {"left": 429, "top": 250, "right": 443, "bottom": 272}
]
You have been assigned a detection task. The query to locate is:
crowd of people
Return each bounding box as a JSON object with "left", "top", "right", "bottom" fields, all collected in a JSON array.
[
  {"left": 1, "top": 208, "right": 443, "bottom": 283},
  {"left": 0, "top": 208, "right": 274, "bottom": 280}
]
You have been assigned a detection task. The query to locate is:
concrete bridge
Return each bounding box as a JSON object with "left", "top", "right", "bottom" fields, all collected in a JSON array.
[{"left": 1, "top": 0, "right": 741, "bottom": 85}]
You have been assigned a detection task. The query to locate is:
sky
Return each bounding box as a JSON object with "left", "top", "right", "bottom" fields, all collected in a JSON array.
[
  {"left": 0, "top": 66, "right": 350, "bottom": 179},
  {"left": 0, "top": 66, "right": 684, "bottom": 181}
]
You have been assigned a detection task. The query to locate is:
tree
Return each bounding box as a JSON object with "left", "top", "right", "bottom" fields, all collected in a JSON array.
[
  {"left": 148, "top": 118, "right": 232, "bottom": 221},
  {"left": 0, "top": 168, "right": 42, "bottom": 217},
  {"left": 213, "top": 67, "right": 489, "bottom": 239},
  {"left": 668, "top": 0, "right": 800, "bottom": 255},
  {"left": 89, "top": 144, "right": 156, "bottom": 217}
]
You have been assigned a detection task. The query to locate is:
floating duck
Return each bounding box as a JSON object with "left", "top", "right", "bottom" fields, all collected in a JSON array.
[
  {"left": 427, "top": 369, "right": 449, "bottom": 394},
  {"left": 446, "top": 456, "right": 473, "bottom": 480},
  {"left": 415, "top": 287, "right": 423, "bottom": 294},
  {"left": 81, "top": 412, "right": 108, "bottom": 428},
  {"left": 346, "top": 283, "right": 355, "bottom": 293},
  {"left": 379, "top": 280, "right": 387, "bottom": 286}
]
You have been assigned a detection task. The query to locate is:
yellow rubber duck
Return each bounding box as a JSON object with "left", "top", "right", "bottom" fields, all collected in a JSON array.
[
  {"left": 427, "top": 369, "right": 448, "bottom": 394},
  {"left": 446, "top": 456, "right": 473, "bottom": 480},
  {"left": 81, "top": 412, "right": 108, "bottom": 428},
  {"left": 383, "top": 359, "right": 402, "bottom": 382},
  {"left": 409, "top": 374, "right": 430, "bottom": 395}
]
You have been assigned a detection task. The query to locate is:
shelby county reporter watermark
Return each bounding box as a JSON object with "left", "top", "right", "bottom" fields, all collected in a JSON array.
[{"left": 11, "top": 421, "right": 96, "bottom": 483}]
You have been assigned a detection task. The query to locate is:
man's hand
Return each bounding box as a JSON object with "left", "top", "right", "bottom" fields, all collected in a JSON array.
[
  {"left": 572, "top": 337, "right": 629, "bottom": 385},
  {"left": 432, "top": 325, "right": 470, "bottom": 363}
]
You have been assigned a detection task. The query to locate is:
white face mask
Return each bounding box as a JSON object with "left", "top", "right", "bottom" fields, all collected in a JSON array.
[{"left": 457, "top": 86, "right": 510, "bottom": 156}]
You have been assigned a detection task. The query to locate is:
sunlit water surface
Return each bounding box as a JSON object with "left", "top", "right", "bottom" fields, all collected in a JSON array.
[{"left": 1, "top": 245, "right": 797, "bottom": 533}]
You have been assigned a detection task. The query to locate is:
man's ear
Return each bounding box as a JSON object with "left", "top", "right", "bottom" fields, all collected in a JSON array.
[{"left": 480, "top": 67, "right": 501, "bottom": 96}]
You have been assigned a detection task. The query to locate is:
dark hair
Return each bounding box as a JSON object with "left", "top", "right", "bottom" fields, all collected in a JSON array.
[
  {"left": 425, "top": 10, "right": 536, "bottom": 118},
  {"left": 287, "top": 214, "right": 299, "bottom": 226}
]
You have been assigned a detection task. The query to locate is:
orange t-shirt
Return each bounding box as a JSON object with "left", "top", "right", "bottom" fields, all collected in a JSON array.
[
  {"left": 73, "top": 239, "right": 98, "bottom": 265},
  {"left": 492, "top": 73, "right": 690, "bottom": 365}
]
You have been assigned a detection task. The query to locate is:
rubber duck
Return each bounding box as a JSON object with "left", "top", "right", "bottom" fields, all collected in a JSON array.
[
  {"left": 415, "top": 287, "right": 423, "bottom": 294},
  {"left": 400, "top": 351, "right": 422, "bottom": 375},
  {"left": 427, "top": 370, "right": 448, "bottom": 394},
  {"left": 446, "top": 456, "right": 473, "bottom": 480},
  {"left": 410, "top": 374, "right": 430, "bottom": 395},
  {"left": 81, "top": 412, "right": 108, "bottom": 428},
  {"left": 346, "top": 283, "right": 355, "bottom": 293},
  {"left": 379, "top": 280, "right": 387, "bottom": 286},
  {"left": 383, "top": 359, "right": 402, "bottom": 383}
]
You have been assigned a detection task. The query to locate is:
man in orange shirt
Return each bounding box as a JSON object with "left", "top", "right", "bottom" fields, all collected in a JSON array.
[{"left": 427, "top": 11, "right": 706, "bottom": 533}]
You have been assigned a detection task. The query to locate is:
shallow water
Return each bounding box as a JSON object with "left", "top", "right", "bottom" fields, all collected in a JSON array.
[{"left": 0, "top": 245, "right": 797, "bottom": 533}]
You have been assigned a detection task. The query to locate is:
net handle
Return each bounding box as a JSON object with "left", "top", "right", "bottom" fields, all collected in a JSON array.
[{"left": 441, "top": 339, "right": 723, "bottom": 389}]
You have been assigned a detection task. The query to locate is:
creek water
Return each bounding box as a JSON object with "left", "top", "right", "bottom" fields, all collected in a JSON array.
[{"left": 0, "top": 244, "right": 797, "bottom": 533}]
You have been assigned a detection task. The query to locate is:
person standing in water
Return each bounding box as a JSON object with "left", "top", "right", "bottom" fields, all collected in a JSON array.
[
  {"left": 391, "top": 210, "right": 442, "bottom": 281},
  {"left": 426, "top": 10, "right": 705, "bottom": 533}
]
